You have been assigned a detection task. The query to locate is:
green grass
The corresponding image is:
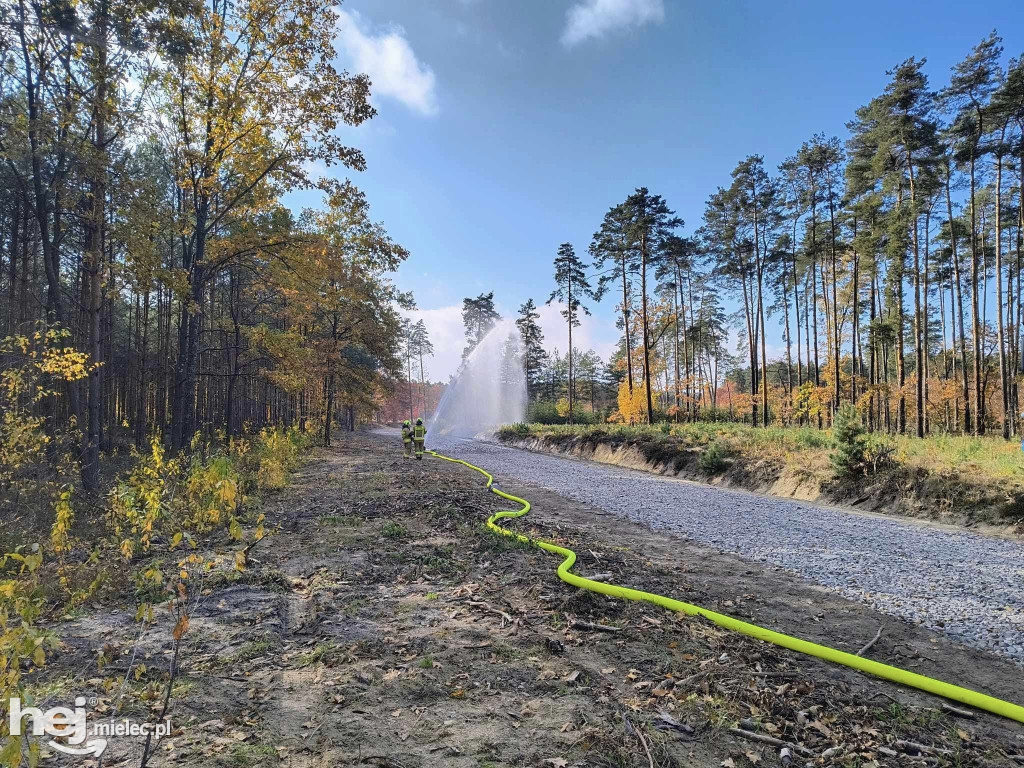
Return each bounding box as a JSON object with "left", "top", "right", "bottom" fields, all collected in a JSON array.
[
  {"left": 230, "top": 634, "right": 275, "bottom": 663},
  {"left": 226, "top": 743, "right": 278, "bottom": 767},
  {"left": 501, "top": 421, "right": 1024, "bottom": 484},
  {"left": 298, "top": 641, "right": 339, "bottom": 667}
]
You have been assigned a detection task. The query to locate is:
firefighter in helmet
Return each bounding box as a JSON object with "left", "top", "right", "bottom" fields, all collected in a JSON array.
[
  {"left": 401, "top": 420, "right": 413, "bottom": 459},
  {"left": 413, "top": 418, "right": 427, "bottom": 460}
]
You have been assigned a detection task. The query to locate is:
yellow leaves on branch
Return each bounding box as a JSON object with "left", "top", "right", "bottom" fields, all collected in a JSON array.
[
  {"left": 615, "top": 380, "right": 650, "bottom": 425},
  {"left": 0, "top": 545, "right": 51, "bottom": 714},
  {"left": 50, "top": 488, "right": 74, "bottom": 556},
  {"left": 172, "top": 615, "right": 190, "bottom": 642}
]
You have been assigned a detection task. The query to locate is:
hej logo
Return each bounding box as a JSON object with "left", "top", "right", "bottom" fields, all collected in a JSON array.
[{"left": 8, "top": 696, "right": 172, "bottom": 758}]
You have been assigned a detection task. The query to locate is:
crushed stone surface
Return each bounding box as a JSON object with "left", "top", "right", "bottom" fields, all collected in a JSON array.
[{"left": 427, "top": 434, "right": 1024, "bottom": 666}]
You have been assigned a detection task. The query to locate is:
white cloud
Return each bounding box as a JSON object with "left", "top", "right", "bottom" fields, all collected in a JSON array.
[
  {"left": 335, "top": 9, "right": 439, "bottom": 117},
  {"left": 561, "top": 0, "right": 664, "bottom": 47}
]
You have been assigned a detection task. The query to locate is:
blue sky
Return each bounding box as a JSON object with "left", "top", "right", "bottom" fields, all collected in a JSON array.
[{"left": 292, "top": 0, "right": 1024, "bottom": 381}]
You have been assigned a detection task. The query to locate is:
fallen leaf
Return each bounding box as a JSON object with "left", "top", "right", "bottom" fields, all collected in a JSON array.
[{"left": 810, "top": 720, "right": 832, "bottom": 738}]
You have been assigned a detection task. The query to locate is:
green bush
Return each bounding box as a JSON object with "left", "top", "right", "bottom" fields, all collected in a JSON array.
[
  {"left": 498, "top": 422, "right": 531, "bottom": 439},
  {"left": 526, "top": 400, "right": 600, "bottom": 425},
  {"left": 698, "top": 441, "right": 730, "bottom": 474},
  {"left": 830, "top": 405, "right": 866, "bottom": 475}
]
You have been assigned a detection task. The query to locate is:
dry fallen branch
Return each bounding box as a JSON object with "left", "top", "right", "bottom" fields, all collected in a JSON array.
[
  {"left": 856, "top": 626, "right": 884, "bottom": 657},
  {"left": 728, "top": 728, "right": 813, "bottom": 757},
  {"left": 893, "top": 739, "right": 953, "bottom": 757},
  {"left": 468, "top": 600, "right": 513, "bottom": 624},
  {"left": 654, "top": 710, "right": 695, "bottom": 739},
  {"left": 939, "top": 702, "right": 976, "bottom": 719},
  {"left": 568, "top": 618, "right": 622, "bottom": 633},
  {"left": 637, "top": 729, "right": 654, "bottom": 768}
]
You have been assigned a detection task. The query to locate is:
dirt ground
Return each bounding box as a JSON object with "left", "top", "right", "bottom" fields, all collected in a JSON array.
[{"left": 34, "top": 431, "right": 1024, "bottom": 767}]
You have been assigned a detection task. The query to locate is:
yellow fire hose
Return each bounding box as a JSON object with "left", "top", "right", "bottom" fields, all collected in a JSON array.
[{"left": 426, "top": 449, "right": 1024, "bottom": 725}]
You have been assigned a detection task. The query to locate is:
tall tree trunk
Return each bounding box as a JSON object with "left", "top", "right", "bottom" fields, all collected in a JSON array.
[
  {"left": 640, "top": 232, "right": 654, "bottom": 424},
  {"left": 851, "top": 217, "right": 860, "bottom": 405},
  {"left": 782, "top": 249, "right": 794, "bottom": 402},
  {"left": 323, "top": 374, "right": 334, "bottom": 446},
  {"left": 738, "top": 248, "right": 758, "bottom": 427},
  {"left": 620, "top": 254, "right": 634, "bottom": 394},
  {"left": 868, "top": 259, "right": 877, "bottom": 431},
  {"left": 418, "top": 350, "right": 427, "bottom": 419},
  {"left": 135, "top": 287, "right": 150, "bottom": 448},
  {"left": 567, "top": 268, "right": 574, "bottom": 424},
  {"left": 969, "top": 153, "right": 983, "bottom": 434},
  {"left": 6, "top": 198, "right": 19, "bottom": 334},
  {"left": 828, "top": 193, "right": 840, "bottom": 411},
  {"left": 995, "top": 137, "right": 1009, "bottom": 438},
  {"left": 945, "top": 161, "right": 970, "bottom": 433},
  {"left": 908, "top": 158, "right": 924, "bottom": 438},
  {"left": 81, "top": 3, "right": 108, "bottom": 490},
  {"left": 923, "top": 209, "right": 931, "bottom": 434},
  {"left": 672, "top": 270, "right": 682, "bottom": 420},
  {"left": 753, "top": 193, "right": 769, "bottom": 427}
]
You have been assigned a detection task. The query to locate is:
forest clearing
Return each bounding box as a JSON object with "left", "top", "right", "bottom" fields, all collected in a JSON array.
[
  {"left": 19, "top": 432, "right": 1024, "bottom": 767},
  {"left": 3, "top": 0, "right": 1024, "bottom": 764}
]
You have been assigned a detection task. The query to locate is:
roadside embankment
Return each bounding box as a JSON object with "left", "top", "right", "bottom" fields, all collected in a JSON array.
[{"left": 496, "top": 424, "right": 1024, "bottom": 534}]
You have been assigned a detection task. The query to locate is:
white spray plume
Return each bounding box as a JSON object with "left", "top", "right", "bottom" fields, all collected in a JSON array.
[{"left": 429, "top": 319, "right": 526, "bottom": 437}]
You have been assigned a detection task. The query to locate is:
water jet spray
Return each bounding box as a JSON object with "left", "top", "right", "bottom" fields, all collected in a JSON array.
[{"left": 429, "top": 320, "right": 526, "bottom": 437}]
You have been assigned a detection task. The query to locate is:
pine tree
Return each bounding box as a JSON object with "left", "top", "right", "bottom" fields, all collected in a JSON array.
[
  {"left": 411, "top": 320, "right": 434, "bottom": 417},
  {"left": 989, "top": 55, "right": 1024, "bottom": 437},
  {"left": 830, "top": 404, "right": 866, "bottom": 475},
  {"left": 941, "top": 32, "right": 1004, "bottom": 434},
  {"left": 461, "top": 292, "right": 501, "bottom": 359},
  {"left": 618, "top": 189, "right": 683, "bottom": 424},
  {"left": 591, "top": 203, "right": 637, "bottom": 395},
  {"left": 882, "top": 58, "right": 941, "bottom": 437},
  {"left": 657, "top": 235, "right": 702, "bottom": 420},
  {"left": 548, "top": 243, "right": 595, "bottom": 424},
  {"left": 516, "top": 299, "right": 548, "bottom": 400}
]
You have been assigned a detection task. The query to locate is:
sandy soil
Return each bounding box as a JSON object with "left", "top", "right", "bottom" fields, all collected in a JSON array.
[{"left": 32, "top": 431, "right": 1024, "bottom": 767}]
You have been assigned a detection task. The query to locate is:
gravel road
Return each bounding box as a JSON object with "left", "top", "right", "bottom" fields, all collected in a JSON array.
[{"left": 427, "top": 434, "right": 1024, "bottom": 665}]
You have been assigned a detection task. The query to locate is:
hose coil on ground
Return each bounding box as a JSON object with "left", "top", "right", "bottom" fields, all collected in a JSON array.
[{"left": 427, "top": 449, "right": 1024, "bottom": 725}]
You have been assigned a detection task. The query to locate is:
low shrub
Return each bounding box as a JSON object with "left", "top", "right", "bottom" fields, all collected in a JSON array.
[
  {"left": 830, "top": 405, "right": 866, "bottom": 476},
  {"left": 497, "top": 422, "right": 531, "bottom": 439},
  {"left": 526, "top": 400, "right": 601, "bottom": 425},
  {"left": 698, "top": 441, "right": 731, "bottom": 474}
]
